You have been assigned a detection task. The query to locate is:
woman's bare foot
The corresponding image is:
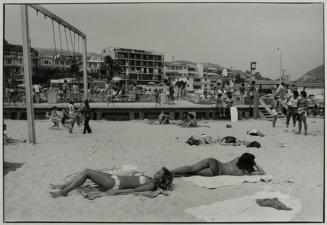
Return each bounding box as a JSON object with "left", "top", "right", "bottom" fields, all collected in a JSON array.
[{"left": 50, "top": 190, "right": 66, "bottom": 198}]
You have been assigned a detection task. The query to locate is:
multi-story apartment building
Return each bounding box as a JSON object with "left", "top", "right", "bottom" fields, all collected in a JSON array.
[
  {"left": 4, "top": 42, "right": 38, "bottom": 84},
  {"left": 102, "top": 47, "right": 164, "bottom": 84}
]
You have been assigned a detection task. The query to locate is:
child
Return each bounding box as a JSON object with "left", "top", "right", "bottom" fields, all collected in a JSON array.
[
  {"left": 271, "top": 96, "right": 279, "bottom": 127},
  {"left": 216, "top": 91, "right": 225, "bottom": 118},
  {"left": 296, "top": 91, "right": 308, "bottom": 135}
]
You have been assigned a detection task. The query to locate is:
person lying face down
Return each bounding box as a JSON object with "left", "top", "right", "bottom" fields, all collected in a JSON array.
[
  {"left": 50, "top": 167, "right": 173, "bottom": 199},
  {"left": 170, "top": 153, "right": 265, "bottom": 177}
]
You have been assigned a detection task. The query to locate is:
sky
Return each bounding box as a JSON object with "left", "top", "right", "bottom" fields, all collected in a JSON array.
[{"left": 4, "top": 3, "right": 324, "bottom": 80}]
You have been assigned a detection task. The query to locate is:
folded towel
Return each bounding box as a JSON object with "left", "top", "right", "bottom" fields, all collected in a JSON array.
[
  {"left": 185, "top": 191, "right": 302, "bottom": 222},
  {"left": 182, "top": 175, "right": 273, "bottom": 189}
]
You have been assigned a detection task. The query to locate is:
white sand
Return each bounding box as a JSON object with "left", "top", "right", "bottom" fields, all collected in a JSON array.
[{"left": 4, "top": 117, "right": 324, "bottom": 222}]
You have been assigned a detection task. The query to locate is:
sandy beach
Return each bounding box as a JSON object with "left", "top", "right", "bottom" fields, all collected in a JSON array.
[{"left": 4, "top": 117, "right": 324, "bottom": 222}]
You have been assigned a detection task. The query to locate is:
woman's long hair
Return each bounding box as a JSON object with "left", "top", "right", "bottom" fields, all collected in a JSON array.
[
  {"left": 236, "top": 153, "right": 255, "bottom": 173},
  {"left": 156, "top": 167, "right": 173, "bottom": 190}
]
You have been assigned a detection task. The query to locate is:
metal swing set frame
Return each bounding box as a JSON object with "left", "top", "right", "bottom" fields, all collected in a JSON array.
[{"left": 21, "top": 4, "right": 88, "bottom": 143}]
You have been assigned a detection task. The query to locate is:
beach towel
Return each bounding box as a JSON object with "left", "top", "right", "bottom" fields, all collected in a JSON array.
[
  {"left": 185, "top": 191, "right": 302, "bottom": 222},
  {"left": 182, "top": 175, "right": 272, "bottom": 189},
  {"left": 64, "top": 165, "right": 169, "bottom": 199}
]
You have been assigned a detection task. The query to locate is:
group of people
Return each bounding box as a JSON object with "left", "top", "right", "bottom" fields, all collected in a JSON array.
[
  {"left": 50, "top": 153, "right": 265, "bottom": 199},
  {"left": 46, "top": 99, "right": 92, "bottom": 134},
  {"left": 272, "top": 82, "right": 309, "bottom": 135}
]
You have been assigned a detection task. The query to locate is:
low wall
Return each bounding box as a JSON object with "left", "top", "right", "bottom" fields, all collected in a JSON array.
[{"left": 4, "top": 105, "right": 255, "bottom": 121}]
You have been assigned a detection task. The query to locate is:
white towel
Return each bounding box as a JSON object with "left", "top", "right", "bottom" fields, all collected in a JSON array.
[
  {"left": 185, "top": 191, "right": 302, "bottom": 222},
  {"left": 182, "top": 175, "right": 273, "bottom": 189}
]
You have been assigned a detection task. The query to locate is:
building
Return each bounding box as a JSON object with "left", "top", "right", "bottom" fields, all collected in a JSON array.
[
  {"left": 37, "top": 55, "right": 71, "bottom": 72},
  {"left": 164, "top": 61, "right": 224, "bottom": 91},
  {"left": 77, "top": 58, "right": 104, "bottom": 74},
  {"left": 102, "top": 47, "right": 164, "bottom": 85},
  {"left": 4, "top": 41, "right": 38, "bottom": 84}
]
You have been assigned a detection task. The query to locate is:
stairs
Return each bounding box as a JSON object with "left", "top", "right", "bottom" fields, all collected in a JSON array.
[{"left": 259, "top": 95, "right": 286, "bottom": 121}]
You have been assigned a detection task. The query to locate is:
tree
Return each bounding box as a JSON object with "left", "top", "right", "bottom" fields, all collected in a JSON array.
[
  {"left": 100, "top": 56, "right": 122, "bottom": 81},
  {"left": 70, "top": 57, "right": 80, "bottom": 76}
]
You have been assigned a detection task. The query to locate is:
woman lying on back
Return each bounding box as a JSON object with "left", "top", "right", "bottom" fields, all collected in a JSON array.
[
  {"left": 170, "top": 153, "right": 265, "bottom": 177},
  {"left": 50, "top": 167, "right": 173, "bottom": 199}
]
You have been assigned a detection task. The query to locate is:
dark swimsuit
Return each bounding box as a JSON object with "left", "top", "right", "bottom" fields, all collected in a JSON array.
[{"left": 208, "top": 158, "right": 221, "bottom": 176}]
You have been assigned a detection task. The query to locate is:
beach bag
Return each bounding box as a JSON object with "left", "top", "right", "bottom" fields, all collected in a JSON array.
[{"left": 246, "top": 141, "right": 261, "bottom": 148}]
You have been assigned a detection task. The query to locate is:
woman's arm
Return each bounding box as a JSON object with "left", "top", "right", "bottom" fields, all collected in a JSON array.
[
  {"left": 103, "top": 182, "right": 155, "bottom": 196},
  {"left": 250, "top": 162, "right": 265, "bottom": 175}
]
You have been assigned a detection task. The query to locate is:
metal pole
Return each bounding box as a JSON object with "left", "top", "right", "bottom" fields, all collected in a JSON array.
[
  {"left": 21, "top": 5, "right": 36, "bottom": 143},
  {"left": 279, "top": 49, "right": 282, "bottom": 85},
  {"left": 83, "top": 37, "right": 87, "bottom": 100}
]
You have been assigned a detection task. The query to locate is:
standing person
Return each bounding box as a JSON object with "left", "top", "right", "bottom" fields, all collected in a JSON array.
[
  {"left": 68, "top": 100, "right": 75, "bottom": 116},
  {"left": 216, "top": 90, "right": 225, "bottom": 118},
  {"left": 271, "top": 96, "right": 279, "bottom": 127},
  {"left": 203, "top": 85, "right": 208, "bottom": 99},
  {"left": 33, "top": 83, "right": 41, "bottom": 103},
  {"left": 286, "top": 91, "right": 299, "bottom": 130},
  {"left": 154, "top": 89, "right": 160, "bottom": 107},
  {"left": 239, "top": 82, "right": 246, "bottom": 104},
  {"left": 63, "top": 80, "right": 69, "bottom": 102},
  {"left": 275, "top": 82, "right": 286, "bottom": 100},
  {"left": 248, "top": 81, "right": 256, "bottom": 107},
  {"left": 169, "top": 84, "right": 174, "bottom": 104},
  {"left": 78, "top": 99, "right": 92, "bottom": 134},
  {"left": 296, "top": 91, "right": 308, "bottom": 135}
]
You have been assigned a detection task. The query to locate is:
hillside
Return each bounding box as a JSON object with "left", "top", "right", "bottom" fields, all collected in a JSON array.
[{"left": 296, "top": 64, "right": 324, "bottom": 83}]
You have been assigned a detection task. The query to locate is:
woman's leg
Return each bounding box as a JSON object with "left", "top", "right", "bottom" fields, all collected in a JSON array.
[
  {"left": 291, "top": 107, "right": 297, "bottom": 128},
  {"left": 297, "top": 115, "right": 302, "bottom": 134},
  {"left": 303, "top": 115, "right": 308, "bottom": 135},
  {"left": 171, "top": 158, "right": 213, "bottom": 176},
  {"left": 50, "top": 169, "right": 115, "bottom": 198},
  {"left": 286, "top": 107, "right": 291, "bottom": 128}
]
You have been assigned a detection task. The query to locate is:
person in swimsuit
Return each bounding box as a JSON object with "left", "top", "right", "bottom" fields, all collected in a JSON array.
[
  {"left": 296, "top": 91, "right": 308, "bottom": 135},
  {"left": 170, "top": 153, "right": 265, "bottom": 177},
  {"left": 50, "top": 167, "right": 173, "bottom": 198}
]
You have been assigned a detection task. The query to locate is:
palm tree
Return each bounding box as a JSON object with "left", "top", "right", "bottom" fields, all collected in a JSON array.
[{"left": 100, "top": 56, "right": 122, "bottom": 81}]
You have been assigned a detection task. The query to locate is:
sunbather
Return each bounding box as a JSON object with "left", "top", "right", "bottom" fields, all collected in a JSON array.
[
  {"left": 50, "top": 167, "right": 173, "bottom": 199},
  {"left": 170, "top": 153, "right": 265, "bottom": 177},
  {"left": 179, "top": 113, "right": 198, "bottom": 127},
  {"left": 158, "top": 111, "right": 170, "bottom": 125}
]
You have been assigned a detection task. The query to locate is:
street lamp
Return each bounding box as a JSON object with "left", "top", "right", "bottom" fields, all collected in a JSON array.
[{"left": 277, "top": 48, "right": 282, "bottom": 84}]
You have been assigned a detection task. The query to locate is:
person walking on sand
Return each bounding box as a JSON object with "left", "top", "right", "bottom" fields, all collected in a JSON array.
[
  {"left": 50, "top": 167, "right": 173, "bottom": 199},
  {"left": 286, "top": 91, "right": 299, "bottom": 130},
  {"left": 170, "top": 153, "right": 265, "bottom": 177},
  {"left": 271, "top": 96, "right": 279, "bottom": 127},
  {"left": 296, "top": 91, "right": 308, "bottom": 135},
  {"left": 77, "top": 99, "right": 92, "bottom": 134}
]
